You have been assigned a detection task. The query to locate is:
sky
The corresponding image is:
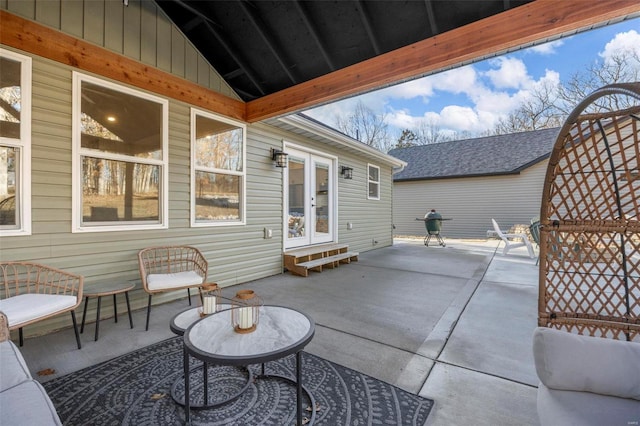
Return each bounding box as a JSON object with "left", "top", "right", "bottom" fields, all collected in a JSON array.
[{"left": 304, "top": 17, "right": 640, "bottom": 139}]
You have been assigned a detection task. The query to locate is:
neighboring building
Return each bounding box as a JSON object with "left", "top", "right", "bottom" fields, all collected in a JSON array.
[
  {"left": 0, "top": 3, "right": 404, "bottom": 336},
  {"left": 389, "top": 128, "right": 559, "bottom": 239}
]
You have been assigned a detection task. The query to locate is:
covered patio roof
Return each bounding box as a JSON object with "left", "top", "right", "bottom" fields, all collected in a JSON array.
[{"left": 2, "top": 1, "right": 639, "bottom": 123}]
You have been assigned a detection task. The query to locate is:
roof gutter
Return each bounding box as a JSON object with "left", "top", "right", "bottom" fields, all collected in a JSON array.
[{"left": 277, "top": 115, "right": 407, "bottom": 169}]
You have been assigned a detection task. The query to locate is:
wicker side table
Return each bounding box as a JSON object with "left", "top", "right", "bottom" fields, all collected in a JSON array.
[{"left": 80, "top": 281, "right": 135, "bottom": 341}]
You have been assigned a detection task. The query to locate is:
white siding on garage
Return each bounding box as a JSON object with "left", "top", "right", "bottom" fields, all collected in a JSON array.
[{"left": 393, "top": 161, "right": 548, "bottom": 239}]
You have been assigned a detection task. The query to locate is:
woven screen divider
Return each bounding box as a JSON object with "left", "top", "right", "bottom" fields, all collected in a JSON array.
[{"left": 539, "top": 82, "right": 640, "bottom": 342}]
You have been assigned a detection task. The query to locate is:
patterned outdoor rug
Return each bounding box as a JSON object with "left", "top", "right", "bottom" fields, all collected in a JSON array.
[{"left": 43, "top": 336, "right": 433, "bottom": 425}]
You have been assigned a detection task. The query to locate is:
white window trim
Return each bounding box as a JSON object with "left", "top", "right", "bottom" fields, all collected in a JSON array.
[
  {"left": 71, "top": 72, "right": 169, "bottom": 233},
  {"left": 190, "top": 108, "right": 246, "bottom": 227},
  {"left": 0, "top": 49, "right": 31, "bottom": 237},
  {"left": 367, "top": 163, "right": 380, "bottom": 200}
]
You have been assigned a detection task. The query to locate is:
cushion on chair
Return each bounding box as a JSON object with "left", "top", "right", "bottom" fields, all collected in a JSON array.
[
  {"left": 0, "top": 294, "right": 77, "bottom": 328},
  {"left": 537, "top": 382, "right": 640, "bottom": 426},
  {"left": 533, "top": 327, "right": 640, "bottom": 400},
  {"left": 0, "top": 341, "right": 31, "bottom": 392},
  {"left": 146, "top": 271, "right": 203, "bottom": 291},
  {"left": 0, "top": 380, "right": 62, "bottom": 425}
]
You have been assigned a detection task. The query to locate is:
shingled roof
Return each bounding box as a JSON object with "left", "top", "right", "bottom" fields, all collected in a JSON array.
[{"left": 389, "top": 127, "right": 559, "bottom": 181}]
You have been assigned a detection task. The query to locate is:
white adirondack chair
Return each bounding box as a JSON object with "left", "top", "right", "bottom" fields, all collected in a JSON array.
[{"left": 491, "top": 219, "right": 535, "bottom": 258}]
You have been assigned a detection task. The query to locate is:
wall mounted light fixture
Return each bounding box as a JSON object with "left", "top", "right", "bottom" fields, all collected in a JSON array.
[
  {"left": 271, "top": 148, "right": 288, "bottom": 168},
  {"left": 340, "top": 165, "right": 353, "bottom": 179}
]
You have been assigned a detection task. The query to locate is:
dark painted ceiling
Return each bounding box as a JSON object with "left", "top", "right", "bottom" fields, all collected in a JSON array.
[{"left": 155, "top": 0, "right": 534, "bottom": 102}]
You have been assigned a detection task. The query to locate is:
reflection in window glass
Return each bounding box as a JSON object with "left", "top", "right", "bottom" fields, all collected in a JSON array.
[
  {"left": 75, "top": 73, "right": 167, "bottom": 231},
  {"left": 80, "top": 81, "right": 162, "bottom": 160},
  {"left": 0, "top": 146, "right": 18, "bottom": 227},
  {"left": 0, "top": 57, "right": 21, "bottom": 139},
  {"left": 195, "top": 171, "right": 240, "bottom": 221},
  {"left": 0, "top": 49, "right": 30, "bottom": 236},
  {"left": 195, "top": 115, "right": 243, "bottom": 171},
  {"left": 82, "top": 158, "right": 159, "bottom": 223},
  {"left": 288, "top": 157, "right": 305, "bottom": 238},
  {"left": 368, "top": 164, "right": 380, "bottom": 200},
  {"left": 192, "top": 111, "right": 245, "bottom": 225}
]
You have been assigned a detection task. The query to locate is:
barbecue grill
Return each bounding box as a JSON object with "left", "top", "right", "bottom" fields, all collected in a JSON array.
[{"left": 423, "top": 209, "right": 446, "bottom": 247}]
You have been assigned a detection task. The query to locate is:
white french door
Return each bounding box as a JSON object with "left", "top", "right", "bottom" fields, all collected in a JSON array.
[{"left": 284, "top": 147, "right": 334, "bottom": 249}]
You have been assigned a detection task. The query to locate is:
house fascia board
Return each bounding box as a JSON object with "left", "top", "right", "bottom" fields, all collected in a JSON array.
[
  {"left": 276, "top": 115, "right": 407, "bottom": 170},
  {"left": 394, "top": 171, "right": 522, "bottom": 182},
  {"left": 395, "top": 152, "right": 551, "bottom": 182}
]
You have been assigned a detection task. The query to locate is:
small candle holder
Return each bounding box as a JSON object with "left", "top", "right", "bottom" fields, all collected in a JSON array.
[
  {"left": 231, "top": 289, "right": 261, "bottom": 333},
  {"left": 199, "top": 283, "right": 221, "bottom": 317}
]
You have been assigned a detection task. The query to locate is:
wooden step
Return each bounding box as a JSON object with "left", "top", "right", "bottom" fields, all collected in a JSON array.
[
  {"left": 284, "top": 243, "right": 349, "bottom": 258},
  {"left": 283, "top": 243, "right": 358, "bottom": 277}
]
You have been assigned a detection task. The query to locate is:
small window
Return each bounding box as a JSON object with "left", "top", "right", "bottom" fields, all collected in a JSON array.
[
  {"left": 72, "top": 73, "right": 168, "bottom": 232},
  {"left": 368, "top": 164, "right": 380, "bottom": 200},
  {"left": 191, "top": 109, "right": 246, "bottom": 226},
  {"left": 0, "top": 49, "right": 31, "bottom": 236}
]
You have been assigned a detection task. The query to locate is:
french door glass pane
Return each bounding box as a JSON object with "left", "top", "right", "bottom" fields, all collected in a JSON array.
[
  {"left": 288, "top": 156, "right": 305, "bottom": 238},
  {"left": 315, "top": 163, "right": 329, "bottom": 235}
]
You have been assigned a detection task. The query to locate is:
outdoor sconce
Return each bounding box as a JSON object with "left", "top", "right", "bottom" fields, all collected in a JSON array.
[
  {"left": 199, "top": 283, "right": 221, "bottom": 317},
  {"left": 340, "top": 165, "right": 353, "bottom": 179},
  {"left": 271, "top": 148, "right": 288, "bottom": 168},
  {"left": 231, "top": 289, "right": 262, "bottom": 333}
]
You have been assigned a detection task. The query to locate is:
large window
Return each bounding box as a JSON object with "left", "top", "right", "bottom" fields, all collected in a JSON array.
[
  {"left": 191, "top": 109, "right": 245, "bottom": 226},
  {"left": 73, "top": 73, "right": 168, "bottom": 232},
  {"left": 368, "top": 164, "right": 380, "bottom": 200},
  {"left": 0, "top": 49, "right": 31, "bottom": 236}
]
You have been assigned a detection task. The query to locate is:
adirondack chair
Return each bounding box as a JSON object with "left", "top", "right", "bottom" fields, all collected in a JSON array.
[{"left": 491, "top": 219, "right": 535, "bottom": 258}]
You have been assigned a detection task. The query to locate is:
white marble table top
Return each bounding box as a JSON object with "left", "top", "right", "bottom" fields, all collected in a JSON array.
[
  {"left": 184, "top": 305, "right": 314, "bottom": 364},
  {"left": 171, "top": 304, "right": 232, "bottom": 335}
]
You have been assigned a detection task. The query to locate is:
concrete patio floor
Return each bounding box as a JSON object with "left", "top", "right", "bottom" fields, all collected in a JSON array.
[{"left": 15, "top": 237, "right": 541, "bottom": 425}]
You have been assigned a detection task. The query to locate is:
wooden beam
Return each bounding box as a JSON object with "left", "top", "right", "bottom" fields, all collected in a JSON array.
[
  {"left": 0, "top": 10, "right": 246, "bottom": 122},
  {"left": 246, "top": 0, "right": 640, "bottom": 122}
]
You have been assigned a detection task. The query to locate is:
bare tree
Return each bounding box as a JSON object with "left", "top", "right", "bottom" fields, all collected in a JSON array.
[
  {"left": 493, "top": 79, "right": 563, "bottom": 135},
  {"left": 335, "top": 101, "right": 392, "bottom": 151},
  {"left": 557, "top": 51, "right": 640, "bottom": 115},
  {"left": 415, "top": 118, "right": 454, "bottom": 144}
]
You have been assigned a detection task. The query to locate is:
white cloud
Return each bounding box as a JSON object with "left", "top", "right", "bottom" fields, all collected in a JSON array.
[
  {"left": 528, "top": 39, "right": 564, "bottom": 55},
  {"left": 600, "top": 30, "right": 640, "bottom": 63},
  {"left": 484, "top": 57, "right": 531, "bottom": 89},
  {"left": 439, "top": 105, "right": 480, "bottom": 132}
]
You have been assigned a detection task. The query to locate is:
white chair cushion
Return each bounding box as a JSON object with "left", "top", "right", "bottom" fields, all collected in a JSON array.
[
  {"left": 0, "top": 294, "right": 77, "bottom": 328},
  {"left": 537, "top": 382, "right": 640, "bottom": 426},
  {"left": 0, "top": 380, "right": 62, "bottom": 425},
  {"left": 0, "top": 340, "right": 31, "bottom": 392},
  {"left": 533, "top": 327, "right": 640, "bottom": 400},
  {"left": 146, "top": 271, "right": 203, "bottom": 291}
]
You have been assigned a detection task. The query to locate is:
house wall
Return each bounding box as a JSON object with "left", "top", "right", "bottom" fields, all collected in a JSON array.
[
  {"left": 393, "top": 161, "right": 548, "bottom": 239},
  {"left": 0, "top": 23, "right": 395, "bottom": 337},
  {"left": 0, "top": 0, "right": 239, "bottom": 101}
]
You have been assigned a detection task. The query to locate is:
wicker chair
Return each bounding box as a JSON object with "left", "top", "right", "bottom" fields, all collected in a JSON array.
[
  {"left": 0, "top": 262, "right": 84, "bottom": 349},
  {"left": 535, "top": 82, "right": 640, "bottom": 425},
  {"left": 138, "top": 246, "right": 208, "bottom": 330},
  {"left": 538, "top": 82, "right": 640, "bottom": 340}
]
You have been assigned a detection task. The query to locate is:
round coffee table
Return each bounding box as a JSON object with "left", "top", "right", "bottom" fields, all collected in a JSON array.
[
  {"left": 183, "top": 305, "right": 315, "bottom": 425},
  {"left": 169, "top": 305, "right": 252, "bottom": 410}
]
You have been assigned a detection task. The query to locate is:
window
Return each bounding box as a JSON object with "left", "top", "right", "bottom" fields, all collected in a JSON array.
[
  {"left": 72, "top": 73, "right": 168, "bottom": 232},
  {"left": 368, "top": 164, "right": 380, "bottom": 200},
  {"left": 0, "top": 49, "right": 31, "bottom": 236},
  {"left": 191, "top": 109, "right": 246, "bottom": 226}
]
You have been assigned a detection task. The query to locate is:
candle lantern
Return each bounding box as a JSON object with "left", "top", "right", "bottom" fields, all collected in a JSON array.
[
  {"left": 231, "top": 289, "right": 261, "bottom": 333},
  {"left": 199, "top": 283, "right": 221, "bottom": 317}
]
